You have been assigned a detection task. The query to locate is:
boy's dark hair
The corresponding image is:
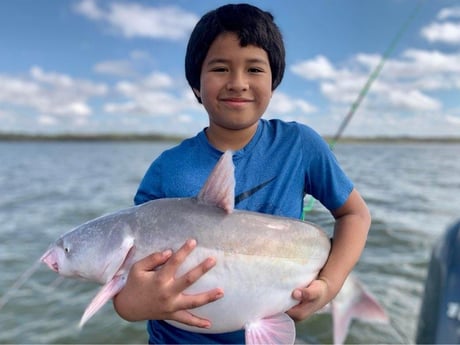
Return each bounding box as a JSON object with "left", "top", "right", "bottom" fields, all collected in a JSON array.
[{"left": 185, "top": 3, "right": 285, "bottom": 103}]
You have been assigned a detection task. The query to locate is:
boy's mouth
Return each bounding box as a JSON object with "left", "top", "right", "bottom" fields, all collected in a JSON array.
[{"left": 220, "top": 97, "right": 253, "bottom": 105}]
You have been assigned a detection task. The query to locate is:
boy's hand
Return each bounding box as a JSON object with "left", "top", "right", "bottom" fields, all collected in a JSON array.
[
  {"left": 286, "top": 278, "right": 330, "bottom": 321},
  {"left": 113, "top": 239, "right": 224, "bottom": 328}
]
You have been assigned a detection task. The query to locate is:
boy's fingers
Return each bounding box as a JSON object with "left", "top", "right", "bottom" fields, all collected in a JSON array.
[
  {"left": 292, "top": 288, "right": 304, "bottom": 301},
  {"left": 161, "top": 239, "right": 197, "bottom": 276},
  {"left": 161, "top": 238, "right": 220, "bottom": 292},
  {"left": 174, "top": 310, "right": 212, "bottom": 329},
  {"left": 133, "top": 249, "right": 172, "bottom": 272},
  {"left": 174, "top": 256, "right": 217, "bottom": 292},
  {"left": 172, "top": 288, "right": 225, "bottom": 328},
  {"left": 131, "top": 238, "right": 196, "bottom": 274},
  {"left": 292, "top": 279, "right": 325, "bottom": 302},
  {"left": 177, "top": 287, "right": 224, "bottom": 311}
]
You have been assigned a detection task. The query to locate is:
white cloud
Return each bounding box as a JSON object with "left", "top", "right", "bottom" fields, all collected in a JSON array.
[
  {"left": 94, "top": 60, "right": 136, "bottom": 77},
  {"left": 53, "top": 102, "right": 92, "bottom": 117},
  {"left": 94, "top": 50, "right": 158, "bottom": 78},
  {"left": 30, "top": 66, "right": 74, "bottom": 87},
  {"left": 320, "top": 77, "right": 367, "bottom": 104},
  {"left": 446, "top": 114, "right": 460, "bottom": 125},
  {"left": 376, "top": 49, "right": 460, "bottom": 81},
  {"left": 354, "top": 53, "right": 381, "bottom": 70},
  {"left": 74, "top": 0, "right": 104, "bottom": 20},
  {"left": 290, "top": 46, "right": 460, "bottom": 116},
  {"left": 386, "top": 89, "right": 441, "bottom": 112},
  {"left": 291, "top": 55, "right": 338, "bottom": 80},
  {"left": 106, "top": 72, "right": 198, "bottom": 117},
  {"left": 143, "top": 72, "right": 174, "bottom": 89},
  {"left": 421, "top": 6, "right": 460, "bottom": 44},
  {"left": 38, "top": 115, "right": 58, "bottom": 126},
  {"left": 0, "top": 75, "right": 40, "bottom": 102},
  {"left": 292, "top": 43, "right": 460, "bottom": 137},
  {"left": 268, "top": 92, "right": 317, "bottom": 115},
  {"left": 0, "top": 67, "right": 107, "bottom": 130},
  {"left": 437, "top": 6, "right": 460, "bottom": 20},
  {"left": 310, "top": 105, "right": 460, "bottom": 138},
  {"left": 421, "top": 22, "right": 460, "bottom": 44},
  {"left": 106, "top": 91, "right": 180, "bottom": 115},
  {"left": 177, "top": 114, "right": 193, "bottom": 124},
  {"left": 4, "top": 2, "right": 458, "bottom": 137},
  {"left": 104, "top": 101, "right": 138, "bottom": 114},
  {"left": 74, "top": 0, "right": 198, "bottom": 40},
  {"left": 401, "top": 49, "right": 460, "bottom": 74},
  {"left": 112, "top": 73, "right": 174, "bottom": 98}
]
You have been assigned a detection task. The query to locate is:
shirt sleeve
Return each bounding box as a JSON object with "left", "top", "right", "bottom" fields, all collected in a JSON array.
[
  {"left": 134, "top": 158, "right": 165, "bottom": 205},
  {"left": 300, "top": 126, "right": 354, "bottom": 211}
]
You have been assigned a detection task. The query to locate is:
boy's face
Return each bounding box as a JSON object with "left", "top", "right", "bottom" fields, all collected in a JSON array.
[{"left": 194, "top": 32, "right": 272, "bottom": 133}]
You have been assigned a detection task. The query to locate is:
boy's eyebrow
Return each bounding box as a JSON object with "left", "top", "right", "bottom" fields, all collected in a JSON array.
[{"left": 206, "top": 58, "right": 269, "bottom": 66}]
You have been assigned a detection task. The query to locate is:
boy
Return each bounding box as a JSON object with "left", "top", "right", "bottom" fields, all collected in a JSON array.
[{"left": 113, "top": 3, "right": 371, "bottom": 344}]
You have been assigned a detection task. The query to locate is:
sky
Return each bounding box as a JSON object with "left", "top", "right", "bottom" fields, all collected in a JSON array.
[{"left": 1, "top": 0, "right": 460, "bottom": 138}]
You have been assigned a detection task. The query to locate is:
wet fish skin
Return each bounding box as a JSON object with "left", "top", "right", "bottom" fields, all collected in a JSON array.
[{"left": 40, "top": 150, "right": 388, "bottom": 344}]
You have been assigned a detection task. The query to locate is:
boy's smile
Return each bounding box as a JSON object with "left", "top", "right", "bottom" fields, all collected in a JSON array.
[
  {"left": 219, "top": 97, "right": 253, "bottom": 107},
  {"left": 194, "top": 32, "right": 273, "bottom": 150}
]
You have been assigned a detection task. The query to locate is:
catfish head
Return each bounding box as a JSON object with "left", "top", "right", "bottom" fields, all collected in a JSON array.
[{"left": 41, "top": 213, "right": 135, "bottom": 284}]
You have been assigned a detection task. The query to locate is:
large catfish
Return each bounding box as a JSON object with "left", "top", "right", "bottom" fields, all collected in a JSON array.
[{"left": 40, "top": 150, "right": 387, "bottom": 344}]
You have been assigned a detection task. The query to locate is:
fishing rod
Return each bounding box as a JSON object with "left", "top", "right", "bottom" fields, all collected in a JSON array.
[
  {"left": 329, "top": 0, "right": 425, "bottom": 150},
  {"left": 303, "top": 0, "right": 425, "bottom": 217}
]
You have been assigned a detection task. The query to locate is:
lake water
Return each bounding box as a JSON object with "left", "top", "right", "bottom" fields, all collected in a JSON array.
[{"left": 0, "top": 140, "right": 459, "bottom": 344}]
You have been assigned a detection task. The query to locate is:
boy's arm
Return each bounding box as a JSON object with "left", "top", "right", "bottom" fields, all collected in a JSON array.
[
  {"left": 287, "top": 188, "right": 371, "bottom": 321},
  {"left": 113, "top": 239, "right": 224, "bottom": 328}
]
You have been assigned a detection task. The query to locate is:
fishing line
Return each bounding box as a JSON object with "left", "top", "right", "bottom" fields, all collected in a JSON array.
[
  {"left": 302, "top": 0, "right": 425, "bottom": 219},
  {"left": 0, "top": 258, "right": 43, "bottom": 310},
  {"left": 50, "top": 275, "right": 65, "bottom": 289}
]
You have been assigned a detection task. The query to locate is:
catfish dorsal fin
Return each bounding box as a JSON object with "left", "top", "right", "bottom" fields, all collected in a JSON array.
[{"left": 197, "top": 150, "right": 235, "bottom": 214}]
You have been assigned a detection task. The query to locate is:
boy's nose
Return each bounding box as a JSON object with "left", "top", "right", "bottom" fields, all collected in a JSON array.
[{"left": 226, "top": 72, "right": 249, "bottom": 91}]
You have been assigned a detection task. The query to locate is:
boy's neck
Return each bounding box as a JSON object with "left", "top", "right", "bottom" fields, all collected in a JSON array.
[{"left": 205, "top": 122, "right": 259, "bottom": 151}]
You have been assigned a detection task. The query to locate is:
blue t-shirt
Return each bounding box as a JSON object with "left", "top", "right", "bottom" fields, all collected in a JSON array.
[{"left": 134, "top": 119, "right": 354, "bottom": 344}]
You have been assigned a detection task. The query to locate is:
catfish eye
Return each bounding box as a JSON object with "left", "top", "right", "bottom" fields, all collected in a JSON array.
[{"left": 57, "top": 238, "right": 71, "bottom": 255}]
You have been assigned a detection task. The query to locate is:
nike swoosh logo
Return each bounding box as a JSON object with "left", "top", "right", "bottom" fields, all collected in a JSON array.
[{"left": 235, "top": 176, "right": 277, "bottom": 205}]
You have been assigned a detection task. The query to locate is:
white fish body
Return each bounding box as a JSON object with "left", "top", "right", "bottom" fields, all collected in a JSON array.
[{"left": 40, "top": 151, "right": 387, "bottom": 344}]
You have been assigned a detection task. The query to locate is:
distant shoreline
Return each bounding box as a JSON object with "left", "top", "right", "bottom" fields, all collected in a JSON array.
[
  {"left": 0, "top": 132, "right": 460, "bottom": 144},
  {"left": 0, "top": 133, "right": 184, "bottom": 142}
]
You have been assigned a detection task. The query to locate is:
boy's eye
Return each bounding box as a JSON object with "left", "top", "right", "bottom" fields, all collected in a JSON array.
[
  {"left": 248, "top": 67, "right": 264, "bottom": 73},
  {"left": 211, "top": 67, "right": 228, "bottom": 72}
]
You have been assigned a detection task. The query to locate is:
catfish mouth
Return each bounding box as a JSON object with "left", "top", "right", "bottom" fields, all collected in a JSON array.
[{"left": 41, "top": 248, "right": 59, "bottom": 273}]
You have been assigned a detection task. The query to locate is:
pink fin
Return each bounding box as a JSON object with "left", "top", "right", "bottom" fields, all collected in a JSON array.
[
  {"left": 79, "top": 273, "right": 127, "bottom": 328},
  {"left": 79, "top": 245, "right": 136, "bottom": 327},
  {"left": 197, "top": 150, "right": 235, "bottom": 214},
  {"left": 245, "top": 313, "right": 296, "bottom": 345},
  {"left": 332, "top": 277, "right": 388, "bottom": 345}
]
